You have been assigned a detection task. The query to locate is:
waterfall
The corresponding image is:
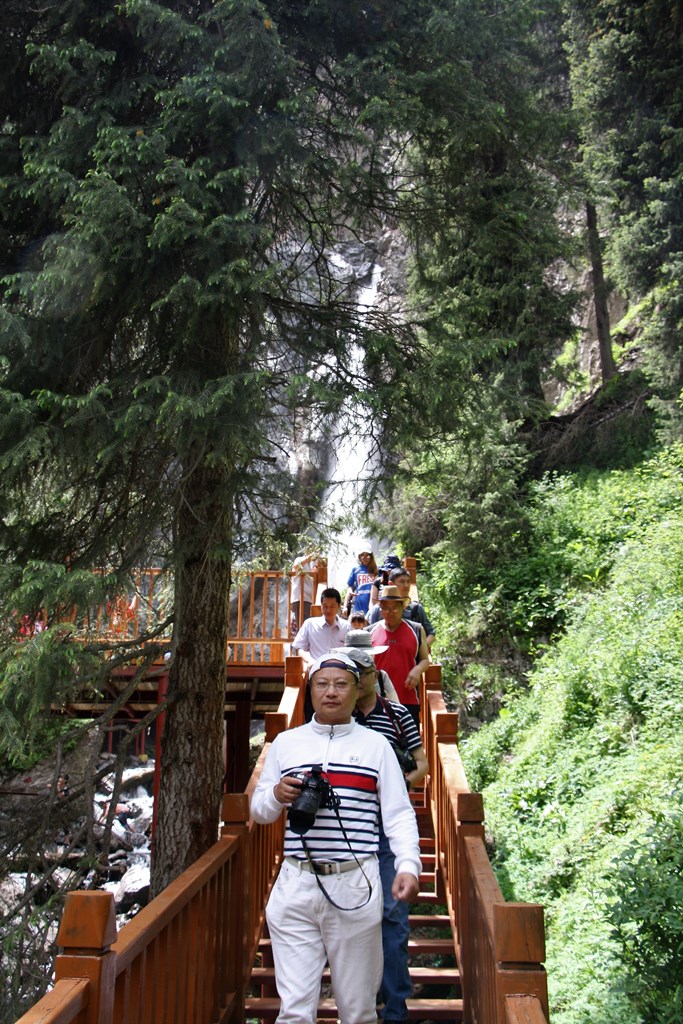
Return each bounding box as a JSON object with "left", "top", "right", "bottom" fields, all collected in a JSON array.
[{"left": 316, "top": 255, "right": 393, "bottom": 593}]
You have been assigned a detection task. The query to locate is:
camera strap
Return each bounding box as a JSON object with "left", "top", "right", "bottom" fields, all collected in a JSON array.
[
  {"left": 301, "top": 802, "right": 373, "bottom": 911},
  {"left": 377, "top": 694, "right": 410, "bottom": 748}
]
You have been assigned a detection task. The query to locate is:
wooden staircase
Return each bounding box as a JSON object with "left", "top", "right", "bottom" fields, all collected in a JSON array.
[{"left": 244, "top": 793, "right": 464, "bottom": 1022}]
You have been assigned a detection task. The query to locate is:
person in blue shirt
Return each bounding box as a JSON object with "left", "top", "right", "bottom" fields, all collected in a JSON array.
[{"left": 343, "top": 545, "right": 377, "bottom": 617}]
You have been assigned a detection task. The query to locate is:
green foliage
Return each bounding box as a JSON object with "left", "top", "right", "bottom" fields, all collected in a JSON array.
[
  {"left": 458, "top": 443, "right": 683, "bottom": 1024},
  {"left": 565, "top": 0, "right": 683, "bottom": 410},
  {"left": 411, "top": 443, "right": 683, "bottom": 663},
  {"left": 606, "top": 805, "right": 683, "bottom": 1024}
]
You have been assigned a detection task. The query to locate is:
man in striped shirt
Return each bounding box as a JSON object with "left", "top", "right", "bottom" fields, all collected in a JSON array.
[
  {"left": 251, "top": 653, "right": 421, "bottom": 1024},
  {"left": 352, "top": 650, "right": 428, "bottom": 1024}
]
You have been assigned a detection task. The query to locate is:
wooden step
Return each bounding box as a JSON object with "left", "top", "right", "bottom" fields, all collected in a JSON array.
[
  {"left": 244, "top": 996, "right": 464, "bottom": 1021},
  {"left": 250, "top": 964, "right": 459, "bottom": 986},
  {"left": 408, "top": 937, "right": 455, "bottom": 956},
  {"left": 257, "top": 935, "right": 455, "bottom": 960},
  {"left": 409, "top": 913, "right": 451, "bottom": 929},
  {"left": 408, "top": 964, "right": 461, "bottom": 985},
  {"left": 404, "top": 996, "right": 464, "bottom": 1019},
  {"left": 413, "top": 890, "right": 442, "bottom": 905}
]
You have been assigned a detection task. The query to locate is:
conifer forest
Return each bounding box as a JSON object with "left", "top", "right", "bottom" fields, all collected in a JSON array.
[{"left": 1, "top": 2, "right": 682, "bottom": 1022}]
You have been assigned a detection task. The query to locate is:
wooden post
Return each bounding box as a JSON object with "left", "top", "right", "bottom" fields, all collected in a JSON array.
[
  {"left": 403, "top": 556, "right": 417, "bottom": 585},
  {"left": 456, "top": 792, "right": 485, "bottom": 1023},
  {"left": 221, "top": 794, "right": 252, "bottom": 1012},
  {"left": 424, "top": 663, "right": 442, "bottom": 689},
  {"left": 285, "top": 654, "right": 305, "bottom": 688},
  {"left": 54, "top": 891, "right": 118, "bottom": 1024},
  {"left": 494, "top": 904, "right": 549, "bottom": 1022}
]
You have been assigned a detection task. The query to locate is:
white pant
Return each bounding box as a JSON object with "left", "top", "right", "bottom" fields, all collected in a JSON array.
[{"left": 265, "top": 857, "right": 383, "bottom": 1024}]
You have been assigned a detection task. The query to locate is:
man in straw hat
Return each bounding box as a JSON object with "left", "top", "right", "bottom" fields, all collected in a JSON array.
[
  {"left": 333, "top": 628, "right": 398, "bottom": 703},
  {"left": 370, "top": 586, "right": 430, "bottom": 727},
  {"left": 251, "top": 652, "right": 421, "bottom": 1024},
  {"left": 368, "top": 566, "right": 436, "bottom": 649}
]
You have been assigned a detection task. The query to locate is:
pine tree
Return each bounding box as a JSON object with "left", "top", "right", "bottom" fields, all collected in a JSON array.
[
  {"left": 565, "top": 0, "right": 683, "bottom": 406},
  {"left": 401, "top": 0, "right": 576, "bottom": 427},
  {"left": 0, "top": 0, "right": 426, "bottom": 893}
]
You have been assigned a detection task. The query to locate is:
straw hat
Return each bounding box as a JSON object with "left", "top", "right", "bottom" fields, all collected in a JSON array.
[{"left": 378, "top": 585, "right": 410, "bottom": 608}]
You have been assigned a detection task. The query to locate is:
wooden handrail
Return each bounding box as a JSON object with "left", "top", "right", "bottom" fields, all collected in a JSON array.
[
  {"left": 423, "top": 664, "right": 549, "bottom": 1024},
  {"left": 34, "top": 565, "right": 327, "bottom": 665},
  {"left": 16, "top": 978, "right": 90, "bottom": 1024},
  {"left": 14, "top": 656, "right": 307, "bottom": 1024},
  {"left": 15, "top": 653, "right": 550, "bottom": 1024}
]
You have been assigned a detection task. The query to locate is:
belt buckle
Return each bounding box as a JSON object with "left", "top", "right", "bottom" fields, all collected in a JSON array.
[{"left": 315, "top": 862, "right": 333, "bottom": 876}]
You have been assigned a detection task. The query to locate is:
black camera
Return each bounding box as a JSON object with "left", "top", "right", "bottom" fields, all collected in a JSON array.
[
  {"left": 392, "top": 742, "right": 417, "bottom": 776},
  {"left": 288, "top": 765, "right": 337, "bottom": 835}
]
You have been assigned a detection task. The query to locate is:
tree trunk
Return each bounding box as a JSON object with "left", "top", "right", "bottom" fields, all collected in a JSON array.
[
  {"left": 150, "top": 461, "right": 231, "bottom": 897},
  {"left": 586, "top": 199, "right": 617, "bottom": 382}
]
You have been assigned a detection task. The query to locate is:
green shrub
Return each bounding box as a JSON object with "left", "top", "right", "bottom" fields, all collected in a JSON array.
[
  {"left": 606, "top": 804, "right": 683, "bottom": 1024},
  {"left": 458, "top": 447, "right": 683, "bottom": 1024}
]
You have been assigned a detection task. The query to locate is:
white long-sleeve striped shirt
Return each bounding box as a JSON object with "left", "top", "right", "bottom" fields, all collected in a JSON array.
[{"left": 250, "top": 716, "right": 421, "bottom": 879}]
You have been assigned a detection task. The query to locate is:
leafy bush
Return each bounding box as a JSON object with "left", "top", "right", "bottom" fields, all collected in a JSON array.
[
  {"left": 458, "top": 445, "right": 683, "bottom": 1024},
  {"left": 606, "top": 805, "right": 683, "bottom": 1024}
]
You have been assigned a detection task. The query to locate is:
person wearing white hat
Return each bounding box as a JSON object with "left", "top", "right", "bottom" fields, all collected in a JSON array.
[
  {"left": 352, "top": 656, "right": 428, "bottom": 1024},
  {"left": 333, "top": 628, "right": 400, "bottom": 703},
  {"left": 251, "top": 653, "right": 421, "bottom": 1024}
]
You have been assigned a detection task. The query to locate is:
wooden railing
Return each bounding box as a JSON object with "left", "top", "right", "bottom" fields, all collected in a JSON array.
[
  {"left": 227, "top": 565, "right": 326, "bottom": 664},
  {"left": 16, "top": 657, "right": 306, "bottom": 1024},
  {"left": 16, "top": 657, "right": 549, "bottom": 1024},
  {"left": 28, "top": 563, "right": 328, "bottom": 665},
  {"left": 421, "top": 666, "right": 549, "bottom": 1024}
]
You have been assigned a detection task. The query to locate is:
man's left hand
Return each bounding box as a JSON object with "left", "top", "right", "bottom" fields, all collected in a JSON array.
[
  {"left": 404, "top": 667, "right": 421, "bottom": 690},
  {"left": 392, "top": 872, "right": 419, "bottom": 902}
]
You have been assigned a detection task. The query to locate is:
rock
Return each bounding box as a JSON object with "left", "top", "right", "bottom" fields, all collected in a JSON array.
[
  {"left": 0, "top": 873, "right": 26, "bottom": 914},
  {"left": 112, "top": 863, "right": 150, "bottom": 910}
]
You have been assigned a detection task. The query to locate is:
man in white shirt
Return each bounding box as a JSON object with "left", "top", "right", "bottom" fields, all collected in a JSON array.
[
  {"left": 251, "top": 652, "right": 421, "bottom": 1024},
  {"left": 291, "top": 587, "right": 350, "bottom": 667}
]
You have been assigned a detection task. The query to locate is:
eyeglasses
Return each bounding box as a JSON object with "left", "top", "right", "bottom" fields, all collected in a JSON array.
[
  {"left": 360, "top": 668, "right": 376, "bottom": 677},
  {"left": 311, "top": 679, "right": 356, "bottom": 692}
]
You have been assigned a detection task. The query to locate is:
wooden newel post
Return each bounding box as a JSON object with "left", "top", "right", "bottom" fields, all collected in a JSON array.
[
  {"left": 55, "top": 891, "right": 117, "bottom": 1024},
  {"left": 221, "top": 793, "right": 252, "bottom": 1008},
  {"left": 424, "top": 663, "right": 442, "bottom": 689},
  {"left": 493, "top": 903, "right": 549, "bottom": 1021},
  {"left": 455, "top": 793, "right": 485, "bottom": 1023},
  {"left": 285, "top": 654, "right": 305, "bottom": 688},
  {"left": 403, "top": 556, "right": 417, "bottom": 585}
]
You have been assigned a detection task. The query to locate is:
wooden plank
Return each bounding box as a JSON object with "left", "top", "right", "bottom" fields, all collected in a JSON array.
[
  {"left": 14, "top": 978, "right": 89, "bottom": 1024},
  {"left": 244, "top": 997, "right": 465, "bottom": 1021},
  {"left": 505, "top": 994, "right": 550, "bottom": 1024}
]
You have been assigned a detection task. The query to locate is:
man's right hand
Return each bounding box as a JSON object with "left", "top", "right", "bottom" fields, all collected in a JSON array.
[{"left": 273, "top": 776, "right": 303, "bottom": 805}]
